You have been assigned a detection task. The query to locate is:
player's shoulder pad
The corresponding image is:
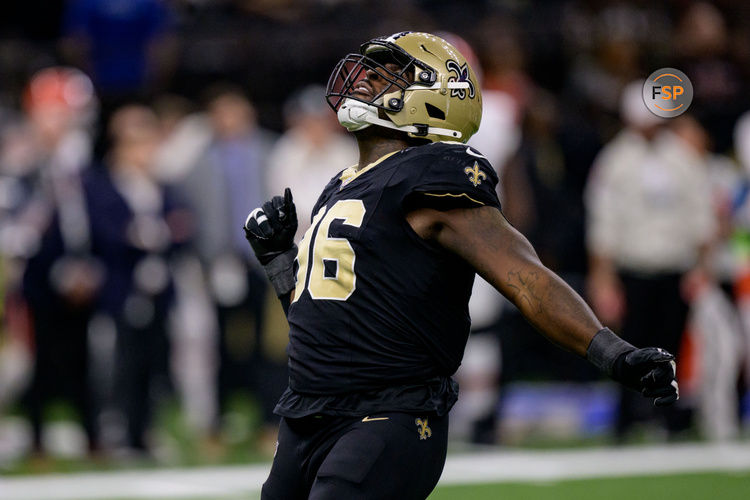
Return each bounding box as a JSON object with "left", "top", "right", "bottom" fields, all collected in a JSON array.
[{"left": 406, "top": 142, "right": 501, "bottom": 210}]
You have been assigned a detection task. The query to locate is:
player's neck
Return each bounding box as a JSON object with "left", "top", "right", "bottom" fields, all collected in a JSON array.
[{"left": 354, "top": 129, "right": 410, "bottom": 171}]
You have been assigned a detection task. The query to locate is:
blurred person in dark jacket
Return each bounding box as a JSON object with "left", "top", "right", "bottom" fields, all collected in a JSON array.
[
  {"left": 88, "top": 104, "right": 190, "bottom": 454},
  {"left": 9, "top": 67, "right": 99, "bottom": 457},
  {"left": 150, "top": 94, "right": 218, "bottom": 442},
  {"left": 9, "top": 67, "right": 102, "bottom": 454}
]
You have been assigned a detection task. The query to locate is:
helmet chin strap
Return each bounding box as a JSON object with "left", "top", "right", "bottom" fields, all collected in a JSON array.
[
  {"left": 337, "top": 98, "right": 462, "bottom": 140},
  {"left": 337, "top": 98, "right": 376, "bottom": 132}
]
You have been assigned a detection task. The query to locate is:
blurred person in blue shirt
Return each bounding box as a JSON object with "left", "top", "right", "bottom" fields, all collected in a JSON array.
[
  {"left": 87, "top": 104, "right": 190, "bottom": 453},
  {"left": 176, "top": 84, "right": 282, "bottom": 444},
  {"left": 61, "top": 0, "right": 178, "bottom": 161}
]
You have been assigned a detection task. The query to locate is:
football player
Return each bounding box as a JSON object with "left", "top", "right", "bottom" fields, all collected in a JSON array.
[{"left": 245, "top": 32, "right": 679, "bottom": 499}]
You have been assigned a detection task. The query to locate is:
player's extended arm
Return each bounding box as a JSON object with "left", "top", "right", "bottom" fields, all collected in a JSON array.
[
  {"left": 407, "top": 205, "right": 678, "bottom": 406},
  {"left": 244, "top": 188, "right": 298, "bottom": 316}
]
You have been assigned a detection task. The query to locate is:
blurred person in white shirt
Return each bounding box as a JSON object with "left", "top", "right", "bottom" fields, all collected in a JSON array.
[
  {"left": 585, "top": 81, "right": 716, "bottom": 439},
  {"left": 178, "top": 84, "right": 281, "bottom": 445},
  {"left": 267, "top": 85, "right": 357, "bottom": 240}
]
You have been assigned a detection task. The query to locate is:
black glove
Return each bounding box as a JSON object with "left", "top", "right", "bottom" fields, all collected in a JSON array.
[
  {"left": 612, "top": 347, "right": 679, "bottom": 407},
  {"left": 244, "top": 188, "right": 298, "bottom": 265},
  {"left": 587, "top": 328, "right": 679, "bottom": 407}
]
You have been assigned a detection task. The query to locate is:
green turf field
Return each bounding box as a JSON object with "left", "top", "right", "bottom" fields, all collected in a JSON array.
[{"left": 429, "top": 471, "right": 750, "bottom": 500}]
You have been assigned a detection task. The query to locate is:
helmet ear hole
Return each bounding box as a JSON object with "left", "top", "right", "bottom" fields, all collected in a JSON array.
[{"left": 425, "top": 103, "right": 445, "bottom": 120}]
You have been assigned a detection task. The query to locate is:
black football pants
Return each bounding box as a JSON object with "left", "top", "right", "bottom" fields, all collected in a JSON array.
[{"left": 261, "top": 411, "right": 448, "bottom": 500}]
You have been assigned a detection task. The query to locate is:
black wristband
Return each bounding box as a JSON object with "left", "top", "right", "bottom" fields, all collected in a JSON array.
[
  {"left": 263, "top": 246, "right": 297, "bottom": 297},
  {"left": 586, "top": 327, "right": 635, "bottom": 376}
]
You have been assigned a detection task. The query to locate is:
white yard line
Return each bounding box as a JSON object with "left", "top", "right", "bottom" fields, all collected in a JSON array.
[
  {"left": 0, "top": 464, "right": 268, "bottom": 500},
  {"left": 1, "top": 442, "right": 750, "bottom": 499},
  {"left": 439, "top": 442, "right": 750, "bottom": 485}
]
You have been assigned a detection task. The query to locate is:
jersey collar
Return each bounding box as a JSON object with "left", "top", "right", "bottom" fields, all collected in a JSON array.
[{"left": 340, "top": 150, "right": 400, "bottom": 188}]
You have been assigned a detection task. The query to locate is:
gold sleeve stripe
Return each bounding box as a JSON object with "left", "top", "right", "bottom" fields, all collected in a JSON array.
[{"left": 422, "top": 192, "right": 485, "bottom": 205}]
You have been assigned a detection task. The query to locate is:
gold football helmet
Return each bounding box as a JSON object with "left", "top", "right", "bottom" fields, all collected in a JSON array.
[{"left": 326, "top": 31, "right": 482, "bottom": 143}]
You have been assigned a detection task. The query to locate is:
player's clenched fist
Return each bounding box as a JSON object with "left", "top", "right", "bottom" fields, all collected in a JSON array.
[
  {"left": 244, "top": 187, "right": 298, "bottom": 265},
  {"left": 612, "top": 347, "right": 678, "bottom": 406},
  {"left": 587, "top": 327, "right": 679, "bottom": 407}
]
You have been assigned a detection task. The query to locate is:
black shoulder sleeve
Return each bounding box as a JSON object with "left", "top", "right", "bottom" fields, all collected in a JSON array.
[
  {"left": 404, "top": 144, "right": 502, "bottom": 211},
  {"left": 310, "top": 169, "right": 346, "bottom": 223}
]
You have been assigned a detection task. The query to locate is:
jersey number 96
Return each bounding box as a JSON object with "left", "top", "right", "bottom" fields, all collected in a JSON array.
[{"left": 293, "top": 200, "right": 366, "bottom": 302}]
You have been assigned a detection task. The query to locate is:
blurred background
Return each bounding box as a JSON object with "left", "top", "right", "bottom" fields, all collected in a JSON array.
[{"left": 1, "top": 0, "right": 750, "bottom": 484}]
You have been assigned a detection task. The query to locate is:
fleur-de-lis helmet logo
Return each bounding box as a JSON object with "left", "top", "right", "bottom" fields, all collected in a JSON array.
[{"left": 446, "top": 60, "right": 476, "bottom": 100}]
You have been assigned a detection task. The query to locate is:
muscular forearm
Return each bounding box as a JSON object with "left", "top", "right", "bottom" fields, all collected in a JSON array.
[
  {"left": 417, "top": 206, "right": 601, "bottom": 357},
  {"left": 500, "top": 260, "right": 602, "bottom": 356}
]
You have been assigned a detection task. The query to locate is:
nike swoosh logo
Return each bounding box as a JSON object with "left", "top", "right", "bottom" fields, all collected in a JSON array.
[
  {"left": 361, "top": 416, "right": 389, "bottom": 422},
  {"left": 466, "top": 147, "right": 487, "bottom": 160}
]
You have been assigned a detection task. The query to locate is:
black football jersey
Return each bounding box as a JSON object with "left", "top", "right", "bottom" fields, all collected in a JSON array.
[{"left": 275, "top": 141, "right": 502, "bottom": 418}]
